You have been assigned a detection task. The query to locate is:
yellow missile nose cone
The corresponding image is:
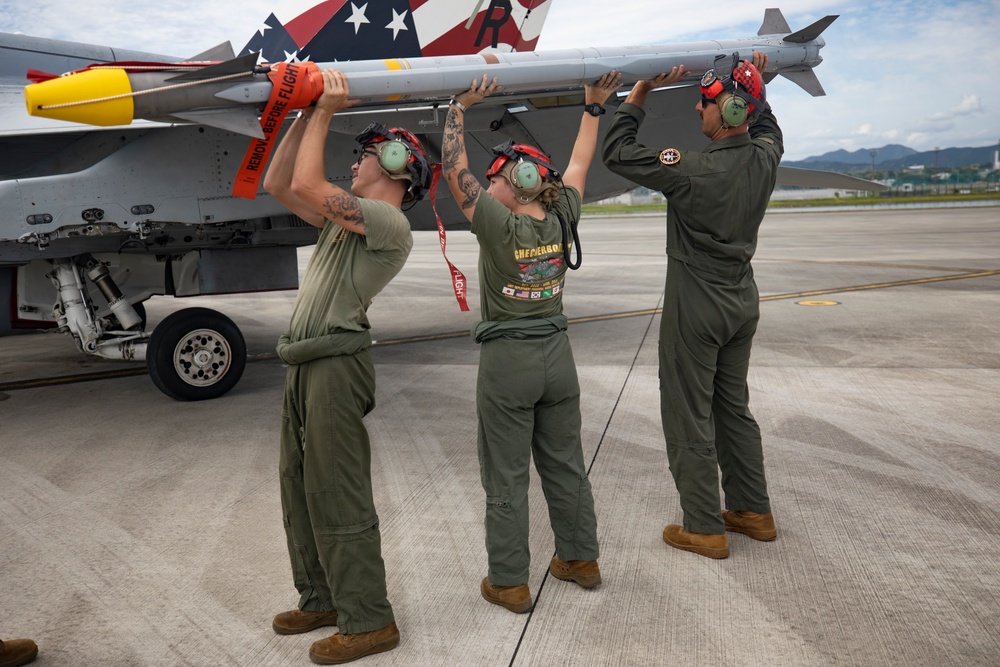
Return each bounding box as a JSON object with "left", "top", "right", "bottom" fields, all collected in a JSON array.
[{"left": 24, "top": 68, "right": 135, "bottom": 126}]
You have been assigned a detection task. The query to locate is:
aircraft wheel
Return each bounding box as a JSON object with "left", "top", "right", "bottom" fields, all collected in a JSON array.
[{"left": 147, "top": 307, "right": 246, "bottom": 401}]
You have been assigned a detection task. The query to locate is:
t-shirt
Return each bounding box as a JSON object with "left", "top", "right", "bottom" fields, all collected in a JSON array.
[
  {"left": 471, "top": 186, "right": 581, "bottom": 321},
  {"left": 288, "top": 197, "right": 412, "bottom": 340}
]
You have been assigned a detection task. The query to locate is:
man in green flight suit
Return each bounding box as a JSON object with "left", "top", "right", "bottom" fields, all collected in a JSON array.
[
  {"left": 602, "top": 52, "right": 782, "bottom": 559},
  {"left": 441, "top": 71, "right": 622, "bottom": 612},
  {"left": 263, "top": 69, "right": 432, "bottom": 664}
]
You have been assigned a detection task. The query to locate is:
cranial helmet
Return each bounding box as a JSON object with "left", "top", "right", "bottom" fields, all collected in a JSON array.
[
  {"left": 354, "top": 122, "right": 433, "bottom": 203},
  {"left": 699, "top": 54, "right": 766, "bottom": 127},
  {"left": 485, "top": 140, "right": 562, "bottom": 205}
]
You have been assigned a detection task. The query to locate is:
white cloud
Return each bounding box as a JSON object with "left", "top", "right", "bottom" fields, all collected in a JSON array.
[{"left": 952, "top": 95, "right": 982, "bottom": 116}]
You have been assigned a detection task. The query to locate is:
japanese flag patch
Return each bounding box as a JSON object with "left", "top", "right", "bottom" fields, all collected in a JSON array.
[{"left": 659, "top": 148, "right": 681, "bottom": 165}]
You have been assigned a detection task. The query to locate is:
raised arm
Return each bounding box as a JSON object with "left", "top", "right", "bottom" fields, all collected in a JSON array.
[
  {"left": 561, "top": 71, "right": 623, "bottom": 198},
  {"left": 747, "top": 52, "right": 784, "bottom": 158},
  {"left": 288, "top": 69, "right": 367, "bottom": 235},
  {"left": 601, "top": 66, "right": 689, "bottom": 194},
  {"left": 441, "top": 75, "right": 500, "bottom": 223},
  {"left": 263, "top": 109, "right": 325, "bottom": 227}
]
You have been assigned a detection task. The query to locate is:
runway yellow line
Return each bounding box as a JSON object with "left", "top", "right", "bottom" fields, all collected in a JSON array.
[{"left": 2, "top": 270, "right": 997, "bottom": 392}]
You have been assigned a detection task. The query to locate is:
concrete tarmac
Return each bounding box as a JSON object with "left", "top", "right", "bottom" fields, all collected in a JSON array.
[{"left": 1, "top": 206, "right": 999, "bottom": 666}]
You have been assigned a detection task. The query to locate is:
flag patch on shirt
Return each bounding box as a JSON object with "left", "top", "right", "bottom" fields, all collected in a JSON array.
[{"left": 659, "top": 148, "right": 681, "bottom": 165}]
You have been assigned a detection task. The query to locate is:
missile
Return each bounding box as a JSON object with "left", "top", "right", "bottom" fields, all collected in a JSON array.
[{"left": 24, "top": 13, "right": 837, "bottom": 139}]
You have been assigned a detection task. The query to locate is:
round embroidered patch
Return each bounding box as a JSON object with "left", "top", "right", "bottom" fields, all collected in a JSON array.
[{"left": 659, "top": 148, "right": 681, "bottom": 165}]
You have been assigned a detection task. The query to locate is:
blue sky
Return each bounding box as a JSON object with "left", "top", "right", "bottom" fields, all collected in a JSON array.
[{"left": 2, "top": 0, "right": 997, "bottom": 161}]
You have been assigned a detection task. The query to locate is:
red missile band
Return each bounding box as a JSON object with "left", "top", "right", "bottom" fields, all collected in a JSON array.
[{"left": 233, "top": 61, "right": 324, "bottom": 199}]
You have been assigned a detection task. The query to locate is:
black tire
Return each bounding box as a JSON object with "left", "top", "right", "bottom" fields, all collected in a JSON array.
[{"left": 146, "top": 307, "right": 246, "bottom": 401}]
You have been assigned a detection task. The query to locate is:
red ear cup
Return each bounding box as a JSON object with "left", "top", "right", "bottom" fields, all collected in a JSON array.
[{"left": 699, "top": 69, "right": 725, "bottom": 100}]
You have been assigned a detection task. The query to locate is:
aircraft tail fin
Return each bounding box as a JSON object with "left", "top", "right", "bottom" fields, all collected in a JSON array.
[{"left": 238, "top": 0, "right": 554, "bottom": 64}]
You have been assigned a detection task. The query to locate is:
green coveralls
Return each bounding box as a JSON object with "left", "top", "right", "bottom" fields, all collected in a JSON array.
[
  {"left": 276, "top": 198, "right": 412, "bottom": 634},
  {"left": 471, "top": 188, "right": 599, "bottom": 587},
  {"left": 602, "top": 101, "right": 784, "bottom": 534}
]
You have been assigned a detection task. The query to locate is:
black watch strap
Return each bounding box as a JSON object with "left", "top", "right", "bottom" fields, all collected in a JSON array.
[{"left": 584, "top": 103, "right": 605, "bottom": 117}]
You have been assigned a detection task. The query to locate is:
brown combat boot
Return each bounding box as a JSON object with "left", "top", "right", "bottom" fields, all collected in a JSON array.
[
  {"left": 662, "top": 525, "right": 730, "bottom": 559},
  {"left": 309, "top": 622, "right": 399, "bottom": 664},
  {"left": 0, "top": 638, "right": 38, "bottom": 667},
  {"left": 480, "top": 577, "right": 533, "bottom": 613},
  {"left": 723, "top": 510, "right": 777, "bottom": 541},
  {"left": 272, "top": 609, "right": 340, "bottom": 635},
  {"left": 549, "top": 558, "right": 602, "bottom": 588}
]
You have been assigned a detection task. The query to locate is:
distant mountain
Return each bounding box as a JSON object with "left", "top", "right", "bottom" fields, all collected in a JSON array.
[
  {"left": 783, "top": 144, "right": 998, "bottom": 172},
  {"left": 798, "top": 144, "right": 916, "bottom": 165}
]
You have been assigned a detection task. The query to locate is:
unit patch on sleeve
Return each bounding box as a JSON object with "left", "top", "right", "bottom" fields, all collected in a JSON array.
[{"left": 659, "top": 148, "right": 681, "bottom": 165}]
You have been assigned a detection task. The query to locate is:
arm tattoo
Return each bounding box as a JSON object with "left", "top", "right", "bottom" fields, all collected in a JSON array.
[
  {"left": 441, "top": 107, "right": 465, "bottom": 174},
  {"left": 322, "top": 191, "right": 365, "bottom": 231},
  {"left": 457, "top": 169, "right": 481, "bottom": 210}
]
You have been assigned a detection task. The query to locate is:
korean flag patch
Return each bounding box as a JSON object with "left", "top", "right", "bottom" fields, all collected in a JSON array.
[{"left": 659, "top": 148, "right": 681, "bottom": 165}]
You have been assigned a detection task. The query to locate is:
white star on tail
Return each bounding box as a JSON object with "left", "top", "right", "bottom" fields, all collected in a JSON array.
[
  {"left": 345, "top": 3, "right": 370, "bottom": 34},
  {"left": 386, "top": 9, "right": 409, "bottom": 40}
]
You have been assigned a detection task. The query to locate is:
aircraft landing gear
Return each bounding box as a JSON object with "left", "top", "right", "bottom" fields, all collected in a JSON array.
[
  {"left": 46, "top": 256, "right": 246, "bottom": 401},
  {"left": 146, "top": 308, "right": 246, "bottom": 401}
]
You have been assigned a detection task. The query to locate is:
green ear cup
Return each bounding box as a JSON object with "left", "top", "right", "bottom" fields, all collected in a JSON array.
[
  {"left": 721, "top": 95, "right": 748, "bottom": 127},
  {"left": 512, "top": 160, "right": 539, "bottom": 189},
  {"left": 377, "top": 140, "right": 410, "bottom": 174}
]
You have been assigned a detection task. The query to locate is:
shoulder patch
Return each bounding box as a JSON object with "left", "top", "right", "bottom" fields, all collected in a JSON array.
[
  {"left": 760, "top": 137, "right": 774, "bottom": 145},
  {"left": 659, "top": 148, "right": 681, "bottom": 165}
]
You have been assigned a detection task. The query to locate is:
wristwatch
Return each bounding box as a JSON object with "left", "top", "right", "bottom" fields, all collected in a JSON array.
[{"left": 584, "top": 103, "right": 605, "bottom": 117}]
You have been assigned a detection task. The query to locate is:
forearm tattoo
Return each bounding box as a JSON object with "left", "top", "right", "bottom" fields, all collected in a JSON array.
[
  {"left": 441, "top": 107, "right": 464, "bottom": 174},
  {"left": 457, "top": 168, "right": 480, "bottom": 210},
  {"left": 322, "top": 191, "right": 365, "bottom": 231}
]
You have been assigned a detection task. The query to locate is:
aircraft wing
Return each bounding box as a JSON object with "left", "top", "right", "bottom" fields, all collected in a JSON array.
[{"left": 775, "top": 166, "right": 886, "bottom": 191}]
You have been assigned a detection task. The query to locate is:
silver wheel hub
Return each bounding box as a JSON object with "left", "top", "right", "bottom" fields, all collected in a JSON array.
[{"left": 172, "top": 328, "right": 231, "bottom": 387}]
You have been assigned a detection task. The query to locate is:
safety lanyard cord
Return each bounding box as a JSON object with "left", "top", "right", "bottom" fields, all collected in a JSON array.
[{"left": 429, "top": 164, "right": 470, "bottom": 311}]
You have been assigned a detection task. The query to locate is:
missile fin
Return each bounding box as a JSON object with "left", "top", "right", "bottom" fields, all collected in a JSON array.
[
  {"left": 783, "top": 15, "right": 838, "bottom": 43},
  {"left": 779, "top": 66, "right": 826, "bottom": 97},
  {"left": 168, "top": 108, "right": 265, "bottom": 139},
  {"left": 166, "top": 52, "right": 259, "bottom": 83},
  {"left": 186, "top": 42, "right": 237, "bottom": 63},
  {"left": 758, "top": 8, "right": 791, "bottom": 35}
]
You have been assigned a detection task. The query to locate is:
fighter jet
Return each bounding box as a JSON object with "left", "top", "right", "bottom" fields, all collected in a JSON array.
[{"left": 0, "top": 1, "right": 861, "bottom": 400}]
